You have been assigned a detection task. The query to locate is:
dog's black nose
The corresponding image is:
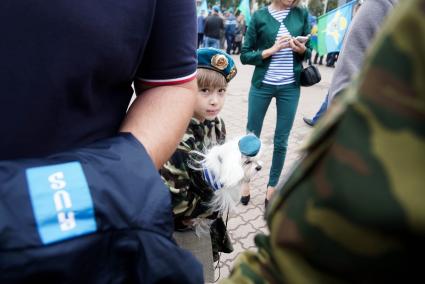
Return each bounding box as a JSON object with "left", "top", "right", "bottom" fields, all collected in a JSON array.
[{"left": 255, "top": 165, "right": 262, "bottom": 171}]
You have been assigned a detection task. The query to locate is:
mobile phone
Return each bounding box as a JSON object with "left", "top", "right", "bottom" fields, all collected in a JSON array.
[{"left": 294, "top": 35, "right": 310, "bottom": 43}]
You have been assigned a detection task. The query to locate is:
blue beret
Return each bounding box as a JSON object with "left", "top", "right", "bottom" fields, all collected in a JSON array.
[
  {"left": 197, "top": 48, "right": 237, "bottom": 82},
  {"left": 213, "top": 6, "right": 220, "bottom": 12},
  {"left": 238, "top": 135, "right": 261, "bottom": 157}
]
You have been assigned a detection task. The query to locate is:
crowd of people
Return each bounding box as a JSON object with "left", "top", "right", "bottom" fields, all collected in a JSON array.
[
  {"left": 198, "top": 6, "right": 246, "bottom": 55},
  {"left": 0, "top": 0, "right": 423, "bottom": 283}
]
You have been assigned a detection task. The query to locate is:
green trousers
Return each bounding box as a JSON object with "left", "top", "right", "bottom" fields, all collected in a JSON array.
[{"left": 247, "top": 82, "right": 300, "bottom": 187}]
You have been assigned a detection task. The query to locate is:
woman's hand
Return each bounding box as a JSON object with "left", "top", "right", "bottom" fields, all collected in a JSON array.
[
  {"left": 273, "top": 35, "right": 291, "bottom": 52},
  {"left": 262, "top": 35, "right": 291, "bottom": 59},
  {"left": 289, "top": 38, "right": 307, "bottom": 54}
]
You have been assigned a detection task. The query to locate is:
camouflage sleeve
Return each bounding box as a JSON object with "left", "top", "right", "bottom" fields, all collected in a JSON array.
[
  {"left": 161, "top": 127, "right": 217, "bottom": 219},
  {"left": 161, "top": 136, "right": 194, "bottom": 216},
  {"left": 219, "top": 117, "right": 226, "bottom": 143},
  {"left": 223, "top": 0, "right": 425, "bottom": 283}
]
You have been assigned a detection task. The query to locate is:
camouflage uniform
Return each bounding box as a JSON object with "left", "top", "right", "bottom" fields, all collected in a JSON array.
[
  {"left": 223, "top": 0, "right": 425, "bottom": 283},
  {"left": 161, "top": 117, "right": 233, "bottom": 261}
]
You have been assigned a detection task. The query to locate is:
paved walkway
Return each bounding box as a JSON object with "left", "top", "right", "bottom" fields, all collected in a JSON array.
[{"left": 213, "top": 56, "right": 334, "bottom": 282}]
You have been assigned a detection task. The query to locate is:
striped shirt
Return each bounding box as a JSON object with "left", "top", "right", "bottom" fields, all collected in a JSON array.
[{"left": 263, "top": 7, "right": 295, "bottom": 85}]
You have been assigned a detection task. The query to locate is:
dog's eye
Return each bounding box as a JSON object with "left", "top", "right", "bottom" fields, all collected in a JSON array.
[{"left": 244, "top": 160, "right": 252, "bottom": 165}]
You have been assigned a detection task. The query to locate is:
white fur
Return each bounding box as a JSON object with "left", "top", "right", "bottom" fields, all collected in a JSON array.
[
  {"left": 191, "top": 218, "right": 214, "bottom": 237},
  {"left": 191, "top": 137, "right": 263, "bottom": 215}
]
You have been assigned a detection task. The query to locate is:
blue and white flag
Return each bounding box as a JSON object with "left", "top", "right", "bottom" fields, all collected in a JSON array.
[{"left": 318, "top": 1, "right": 355, "bottom": 55}]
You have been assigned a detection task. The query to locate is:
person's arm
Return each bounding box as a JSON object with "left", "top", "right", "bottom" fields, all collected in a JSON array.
[
  {"left": 262, "top": 36, "right": 292, "bottom": 59},
  {"left": 120, "top": 0, "right": 198, "bottom": 169},
  {"left": 291, "top": 8, "right": 312, "bottom": 61},
  {"left": 120, "top": 81, "right": 196, "bottom": 169},
  {"left": 240, "top": 13, "right": 264, "bottom": 66},
  {"left": 327, "top": 0, "right": 398, "bottom": 103}
]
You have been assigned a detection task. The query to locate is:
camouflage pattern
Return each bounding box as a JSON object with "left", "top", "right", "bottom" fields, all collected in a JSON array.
[
  {"left": 223, "top": 0, "right": 425, "bottom": 282},
  {"left": 160, "top": 116, "right": 233, "bottom": 261}
]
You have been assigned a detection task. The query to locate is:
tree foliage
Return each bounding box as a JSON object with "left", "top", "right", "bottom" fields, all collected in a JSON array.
[
  {"left": 326, "top": 0, "right": 339, "bottom": 12},
  {"left": 307, "top": 0, "right": 340, "bottom": 16},
  {"left": 308, "top": 0, "right": 324, "bottom": 16},
  {"left": 255, "top": 0, "right": 271, "bottom": 7}
]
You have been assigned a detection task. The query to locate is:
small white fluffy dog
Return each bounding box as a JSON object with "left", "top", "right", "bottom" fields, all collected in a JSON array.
[{"left": 190, "top": 135, "right": 263, "bottom": 215}]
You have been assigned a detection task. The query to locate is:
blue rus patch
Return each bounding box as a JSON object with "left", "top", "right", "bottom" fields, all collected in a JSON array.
[{"left": 26, "top": 162, "right": 97, "bottom": 245}]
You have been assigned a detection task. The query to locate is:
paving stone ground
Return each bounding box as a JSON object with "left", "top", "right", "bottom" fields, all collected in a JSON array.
[{"left": 211, "top": 56, "right": 334, "bottom": 282}]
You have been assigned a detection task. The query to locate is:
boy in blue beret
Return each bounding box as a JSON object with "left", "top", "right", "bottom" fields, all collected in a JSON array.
[{"left": 160, "top": 48, "right": 237, "bottom": 281}]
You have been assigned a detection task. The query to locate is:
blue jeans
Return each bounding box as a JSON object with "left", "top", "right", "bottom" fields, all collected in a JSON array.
[
  {"left": 312, "top": 93, "right": 329, "bottom": 124},
  {"left": 247, "top": 83, "right": 300, "bottom": 187},
  {"left": 203, "top": 36, "right": 220, "bottom": 49}
]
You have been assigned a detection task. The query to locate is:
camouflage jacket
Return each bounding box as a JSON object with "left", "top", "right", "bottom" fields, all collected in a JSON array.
[
  {"left": 161, "top": 117, "right": 233, "bottom": 259},
  {"left": 223, "top": 0, "right": 425, "bottom": 283}
]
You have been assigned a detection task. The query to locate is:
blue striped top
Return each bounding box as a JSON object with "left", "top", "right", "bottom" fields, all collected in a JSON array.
[{"left": 263, "top": 7, "right": 295, "bottom": 85}]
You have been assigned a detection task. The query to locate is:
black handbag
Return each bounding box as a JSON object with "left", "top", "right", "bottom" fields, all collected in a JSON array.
[{"left": 300, "top": 64, "right": 321, "bottom": 87}]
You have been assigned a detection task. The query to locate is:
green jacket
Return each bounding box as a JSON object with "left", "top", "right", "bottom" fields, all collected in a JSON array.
[{"left": 240, "top": 6, "right": 311, "bottom": 87}]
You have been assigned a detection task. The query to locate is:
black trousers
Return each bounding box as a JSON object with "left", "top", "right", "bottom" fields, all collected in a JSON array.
[{"left": 198, "top": 33, "right": 204, "bottom": 48}]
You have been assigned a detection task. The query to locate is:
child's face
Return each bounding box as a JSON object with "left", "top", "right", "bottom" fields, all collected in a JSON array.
[{"left": 194, "top": 86, "right": 226, "bottom": 122}]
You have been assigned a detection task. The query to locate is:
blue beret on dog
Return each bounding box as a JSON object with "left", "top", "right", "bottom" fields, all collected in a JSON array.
[
  {"left": 197, "top": 48, "right": 237, "bottom": 82},
  {"left": 238, "top": 135, "right": 261, "bottom": 157}
]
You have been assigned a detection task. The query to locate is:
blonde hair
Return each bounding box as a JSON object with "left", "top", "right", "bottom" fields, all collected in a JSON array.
[
  {"left": 272, "top": 0, "right": 302, "bottom": 7},
  {"left": 293, "top": 0, "right": 302, "bottom": 6},
  {"left": 196, "top": 68, "right": 227, "bottom": 89}
]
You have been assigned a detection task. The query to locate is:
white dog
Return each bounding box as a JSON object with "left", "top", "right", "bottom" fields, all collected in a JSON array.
[{"left": 190, "top": 135, "right": 263, "bottom": 215}]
